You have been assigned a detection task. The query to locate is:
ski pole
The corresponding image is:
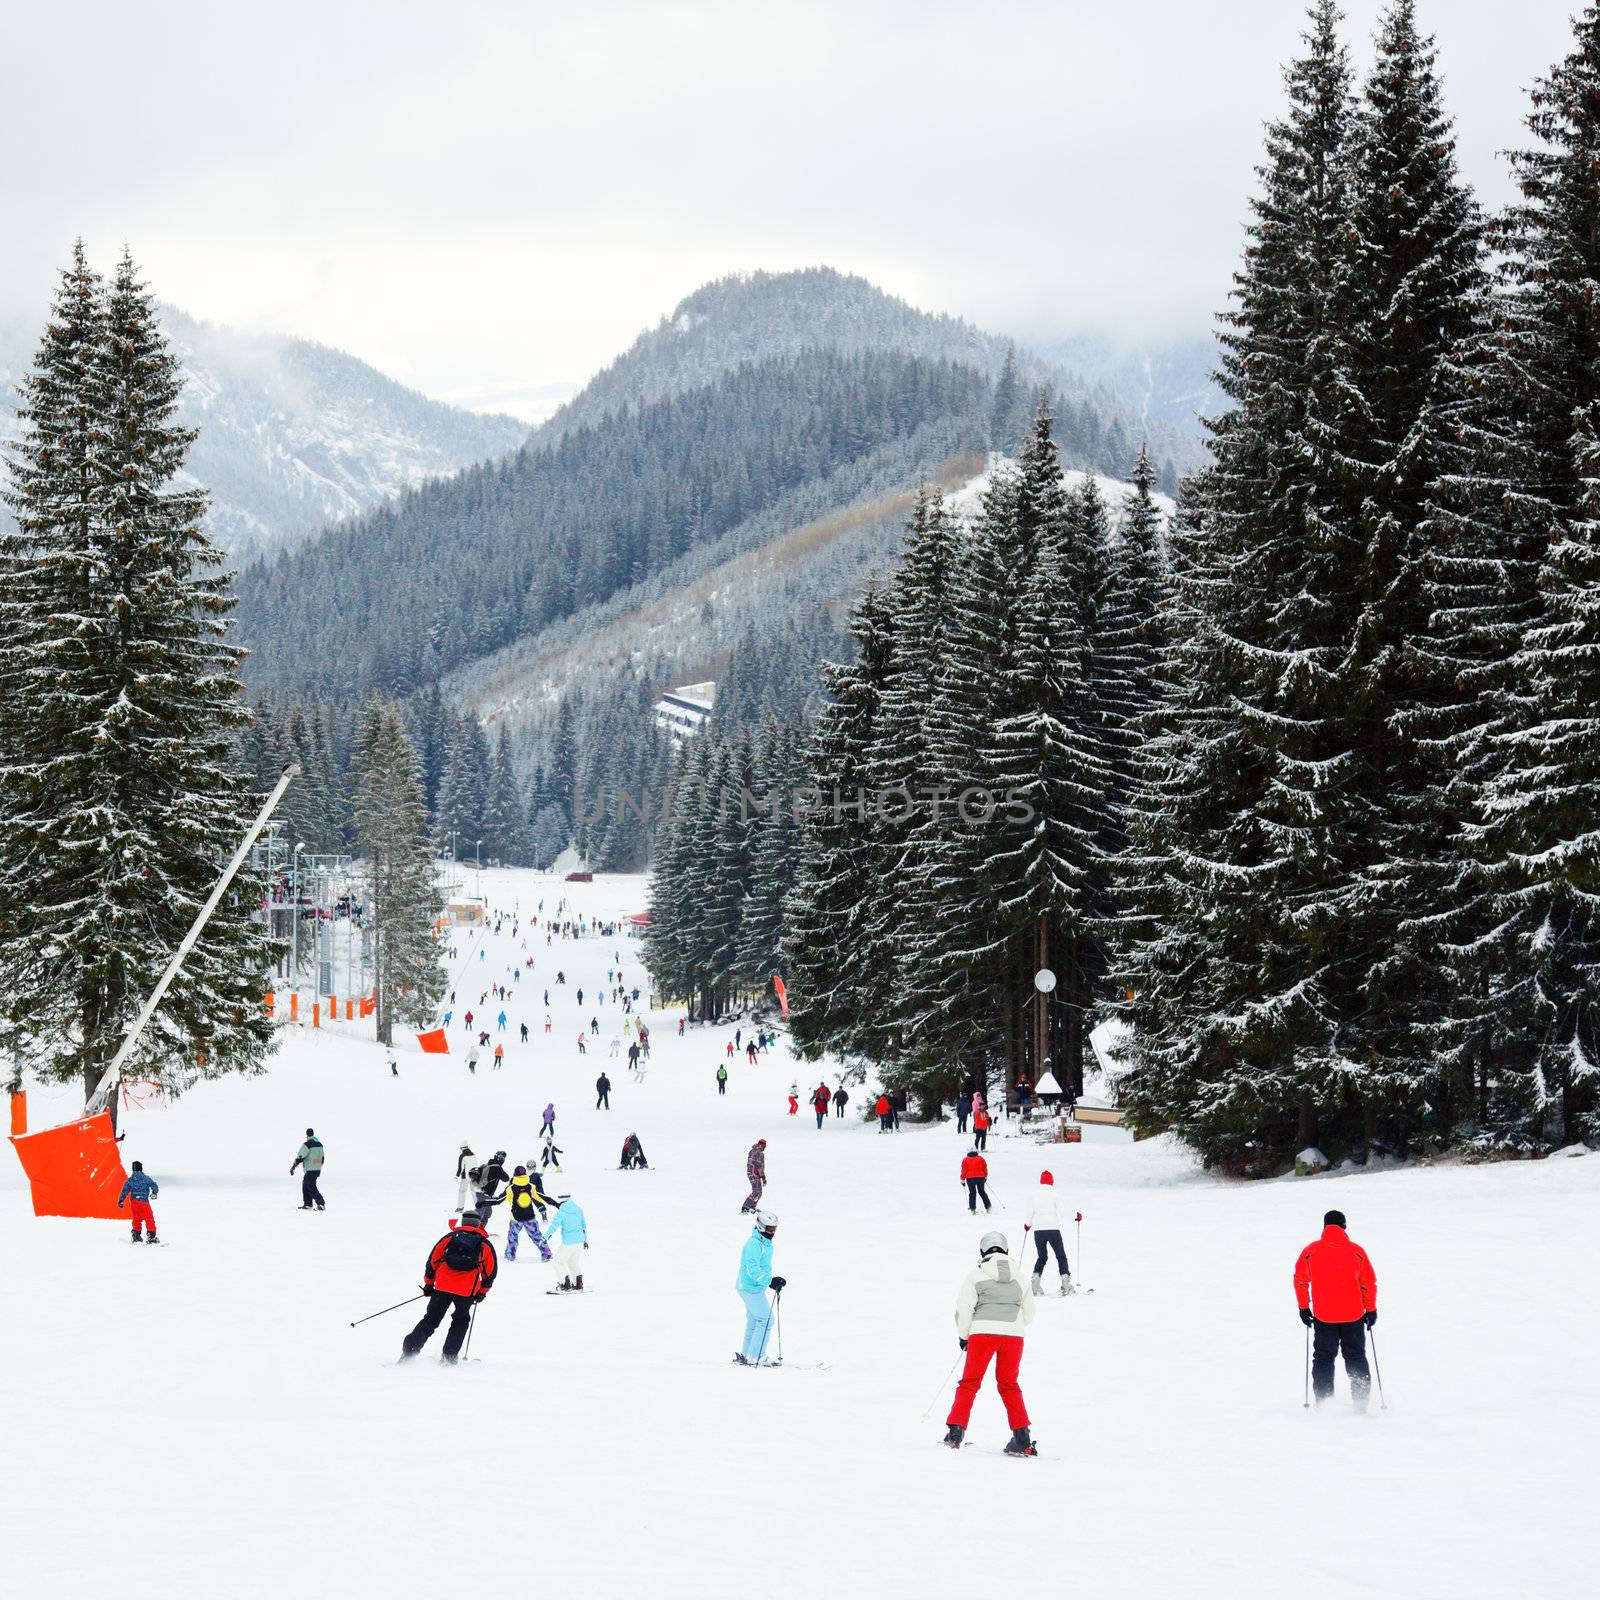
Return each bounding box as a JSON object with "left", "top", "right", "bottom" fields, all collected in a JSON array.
[
  {"left": 1369, "top": 1327, "right": 1387, "bottom": 1410},
  {"left": 462, "top": 1270, "right": 484, "bottom": 1361},
  {"left": 755, "top": 1290, "right": 778, "bottom": 1364},
  {"left": 1303, "top": 1322, "right": 1311, "bottom": 1408},
  {"left": 773, "top": 1288, "right": 784, "bottom": 1364},
  {"left": 920, "top": 1351, "right": 962, "bottom": 1422},
  {"left": 350, "top": 1292, "right": 427, "bottom": 1328}
]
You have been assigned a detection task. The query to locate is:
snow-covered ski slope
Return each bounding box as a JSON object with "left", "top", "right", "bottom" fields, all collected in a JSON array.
[{"left": 3, "top": 869, "right": 1593, "bottom": 1599}]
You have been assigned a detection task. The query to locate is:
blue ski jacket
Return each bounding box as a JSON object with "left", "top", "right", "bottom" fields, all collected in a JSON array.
[
  {"left": 118, "top": 1171, "right": 158, "bottom": 1205},
  {"left": 737, "top": 1228, "right": 773, "bottom": 1293},
  {"left": 545, "top": 1199, "right": 587, "bottom": 1245}
]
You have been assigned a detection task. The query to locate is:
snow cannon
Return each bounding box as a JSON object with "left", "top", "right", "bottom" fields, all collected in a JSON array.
[{"left": 8, "top": 766, "right": 299, "bottom": 1221}]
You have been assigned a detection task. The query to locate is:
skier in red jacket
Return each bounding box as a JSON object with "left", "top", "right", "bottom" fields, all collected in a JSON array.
[
  {"left": 1293, "top": 1209, "right": 1378, "bottom": 1410},
  {"left": 400, "top": 1208, "right": 499, "bottom": 1364},
  {"left": 960, "top": 1150, "right": 992, "bottom": 1213}
]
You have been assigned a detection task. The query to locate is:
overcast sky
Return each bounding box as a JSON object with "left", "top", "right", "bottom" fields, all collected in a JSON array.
[{"left": 3, "top": 0, "right": 1576, "bottom": 416}]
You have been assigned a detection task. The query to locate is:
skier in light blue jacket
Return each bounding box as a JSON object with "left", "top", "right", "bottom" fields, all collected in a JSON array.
[
  {"left": 734, "top": 1211, "right": 787, "bottom": 1365},
  {"left": 546, "top": 1194, "right": 589, "bottom": 1291}
]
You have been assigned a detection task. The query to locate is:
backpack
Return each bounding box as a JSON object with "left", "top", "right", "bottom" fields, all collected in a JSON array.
[{"left": 442, "top": 1228, "right": 483, "bottom": 1276}]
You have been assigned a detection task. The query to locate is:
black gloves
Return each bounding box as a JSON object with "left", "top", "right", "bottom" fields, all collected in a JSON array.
[
  {"left": 769, "top": 1276, "right": 787, "bottom": 1293},
  {"left": 959, "top": 1338, "right": 968, "bottom": 1351},
  {"left": 1364, "top": 1310, "right": 1377, "bottom": 1328},
  {"left": 1299, "top": 1308, "right": 1314, "bottom": 1328}
]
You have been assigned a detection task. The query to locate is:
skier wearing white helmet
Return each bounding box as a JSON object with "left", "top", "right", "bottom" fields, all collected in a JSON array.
[
  {"left": 944, "top": 1231, "right": 1037, "bottom": 1456},
  {"left": 733, "top": 1210, "right": 787, "bottom": 1366}
]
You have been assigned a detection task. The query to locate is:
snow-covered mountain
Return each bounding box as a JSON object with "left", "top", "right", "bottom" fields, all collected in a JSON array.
[
  {"left": 0, "top": 304, "right": 528, "bottom": 561},
  {"left": 1025, "top": 331, "right": 1222, "bottom": 444}
]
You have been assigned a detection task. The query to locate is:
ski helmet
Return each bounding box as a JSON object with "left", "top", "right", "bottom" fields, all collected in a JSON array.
[
  {"left": 492, "top": 1150, "right": 506, "bottom": 1162},
  {"left": 513, "top": 1165, "right": 527, "bottom": 1176},
  {"left": 979, "top": 1231, "right": 1009, "bottom": 1258},
  {"left": 461, "top": 1207, "right": 486, "bottom": 1226},
  {"left": 755, "top": 1210, "right": 779, "bottom": 1236},
  {"left": 131, "top": 1160, "right": 143, "bottom": 1172}
]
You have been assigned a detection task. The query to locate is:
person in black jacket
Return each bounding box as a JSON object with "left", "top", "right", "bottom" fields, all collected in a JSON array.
[
  {"left": 470, "top": 1150, "right": 511, "bottom": 1222},
  {"left": 620, "top": 1132, "right": 648, "bottom": 1169},
  {"left": 595, "top": 1072, "right": 611, "bottom": 1110}
]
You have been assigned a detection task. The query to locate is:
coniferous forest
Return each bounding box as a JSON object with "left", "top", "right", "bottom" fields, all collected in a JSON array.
[{"left": 645, "top": 0, "right": 1600, "bottom": 1170}]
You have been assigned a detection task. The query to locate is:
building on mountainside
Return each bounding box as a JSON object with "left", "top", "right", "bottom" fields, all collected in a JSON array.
[{"left": 654, "top": 682, "right": 716, "bottom": 743}]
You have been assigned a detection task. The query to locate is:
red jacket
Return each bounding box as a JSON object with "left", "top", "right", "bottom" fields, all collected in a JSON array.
[
  {"left": 973, "top": 1108, "right": 990, "bottom": 1130},
  {"left": 425, "top": 1223, "right": 499, "bottom": 1298},
  {"left": 960, "top": 1155, "right": 988, "bottom": 1180},
  {"left": 1293, "top": 1225, "right": 1377, "bottom": 1323},
  {"left": 875, "top": 1096, "right": 891, "bottom": 1116},
  {"left": 813, "top": 1089, "right": 831, "bottom": 1111}
]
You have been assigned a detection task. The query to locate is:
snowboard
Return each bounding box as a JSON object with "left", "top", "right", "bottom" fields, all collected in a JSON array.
[{"left": 545, "top": 1288, "right": 594, "bottom": 1296}]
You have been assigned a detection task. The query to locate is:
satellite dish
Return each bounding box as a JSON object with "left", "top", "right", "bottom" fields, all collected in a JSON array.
[{"left": 1034, "top": 968, "right": 1057, "bottom": 994}]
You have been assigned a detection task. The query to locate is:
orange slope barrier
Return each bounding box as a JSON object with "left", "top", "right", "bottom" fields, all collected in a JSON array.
[
  {"left": 417, "top": 1028, "right": 449, "bottom": 1054},
  {"left": 10, "top": 1110, "right": 129, "bottom": 1219}
]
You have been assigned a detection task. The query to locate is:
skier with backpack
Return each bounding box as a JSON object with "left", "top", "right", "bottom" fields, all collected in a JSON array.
[
  {"left": 944, "top": 1232, "right": 1037, "bottom": 1456},
  {"left": 733, "top": 1210, "right": 786, "bottom": 1366},
  {"left": 503, "top": 1168, "right": 553, "bottom": 1263},
  {"left": 400, "top": 1209, "right": 498, "bottom": 1364},
  {"left": 117, "top": 1161, "right": 160, "bottom": 1243},
  {"left": 716, "top": 1063, "right": 729, "bottom": 1095},
  {"left": 290, "top": 1129, "right": 326, "bottom": 1210},
  {"left": 470, "top": 1150, "right": 512, "bottom": 1220},
  {"left": 546, "top": 1193, "right": 589, "bottom": 1290}
]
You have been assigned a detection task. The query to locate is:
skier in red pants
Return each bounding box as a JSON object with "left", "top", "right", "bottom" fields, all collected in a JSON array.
[{"left": 944, "top": 1231, "right": 1036, "bottom": 1455}]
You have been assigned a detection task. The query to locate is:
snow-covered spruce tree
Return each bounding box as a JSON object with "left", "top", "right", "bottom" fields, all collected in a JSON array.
[
  {"left": 1096, "top": 446, "right": 1167, "bottom": 850},
  {"left": 978, "top": 408, "right": 1110, "bottom": 1097},
  {"left": 782, "top": 585, "right": 897, "bottom": 1062},
  {"left": 1111, "top": 3, "right": 1363, "bottom": 1170},
  {"left": 0, "top": 247, "right": 275, "bottom": 1111},
  {"left": 893, "top": 474, "right": 1023, "bottom": 1098},
  {"left": 1331, "top": 0, "right": 1491, "bottom": 1132},
  {"left": 353, "top": 699, "right": 444, "bottom": 1045},
  {"left": 482, "top": 725, "right": 530, "bottom": 865},
  {"left": 735, "top": 715, "right": 804, "bottom": 992},
  {"left": 858, "top": 487, "right": 960, "bottom": 1074},
  {"left": 643, "top": 732, "right": 719, "bottom": 1014},
  {"left": 1443, "top": 7, "right": 1600, "bottom": 1148}
]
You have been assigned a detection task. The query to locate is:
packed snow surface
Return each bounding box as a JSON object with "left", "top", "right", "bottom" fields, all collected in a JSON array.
[{"left": 4, "top": 869, "right": 1593, "bottom": 1599}]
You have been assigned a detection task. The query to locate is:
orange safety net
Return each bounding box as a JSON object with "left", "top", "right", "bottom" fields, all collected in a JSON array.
[
  {"left": 416, "top": 1028, "right": 449, "bottom": 1054},
  {"left": 10, "top": 1110, "right": 129, "bottom": 1220}
]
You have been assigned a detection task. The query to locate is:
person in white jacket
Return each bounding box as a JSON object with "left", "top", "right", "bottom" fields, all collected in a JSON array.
[
  {"left": 1022, "top": 1169, "right": 1074, "bottom": 1295},
  {"left": 944, "top": 1232, "right": 1037, "bottom": 1456}
]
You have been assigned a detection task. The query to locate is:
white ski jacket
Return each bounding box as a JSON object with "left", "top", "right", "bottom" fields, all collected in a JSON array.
[
  {"left": 1023, "top": 1184, "right": 1066, "bottom": 1232},
  {"left": 955, "top": 1254, "right": 1036, "bottom": 1339}
]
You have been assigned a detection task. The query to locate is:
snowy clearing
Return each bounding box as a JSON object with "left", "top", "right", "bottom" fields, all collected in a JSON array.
[{"left": 4, "top": 868, "right": 1593, "bottom": 1599}]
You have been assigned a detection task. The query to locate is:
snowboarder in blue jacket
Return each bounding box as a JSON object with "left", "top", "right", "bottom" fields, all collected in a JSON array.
[
  {"left": 117, "top": 1162, "right": 160, "bottom": 1243},
  {"left": 546, "top": 1195, "right": 589, "bottom": 1290},
  {"left": 734, "top": 1211, "right": 787, "bottom": 1365}
]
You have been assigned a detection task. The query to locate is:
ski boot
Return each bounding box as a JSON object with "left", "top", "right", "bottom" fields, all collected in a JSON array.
[
  {"left": 1061, "top": 1277, "right": 1075, "bottom": 1296},
  {"left": 1004, "top": 1428, "right": 1037, "bottom": 1457},
  {"left": 732, "top": 1353, "right": 751, "bottom": 1366},
  {"left": 574, "top": 1275, "right": 584, "bottom": 1291},
  {"left": 943, "top": 1424, "right": 965, "bottom": 1449},
  {"left": 559, "top": 1277, "right": 573, "bottom": 1291},
  {"left": 131, "top": 1231, "right": 142, "bottom": 1244},
  {"left": 1030, "top": 1273, "right": 1043, "bottom": 1294},
  {"left": 146, "top": 1234, "right": 159, "bottom": 1245}
]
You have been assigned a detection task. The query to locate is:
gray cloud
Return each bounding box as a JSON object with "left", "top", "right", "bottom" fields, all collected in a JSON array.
[{"left": 1, "top": 0, "right": 1572, "bottom": 402}]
